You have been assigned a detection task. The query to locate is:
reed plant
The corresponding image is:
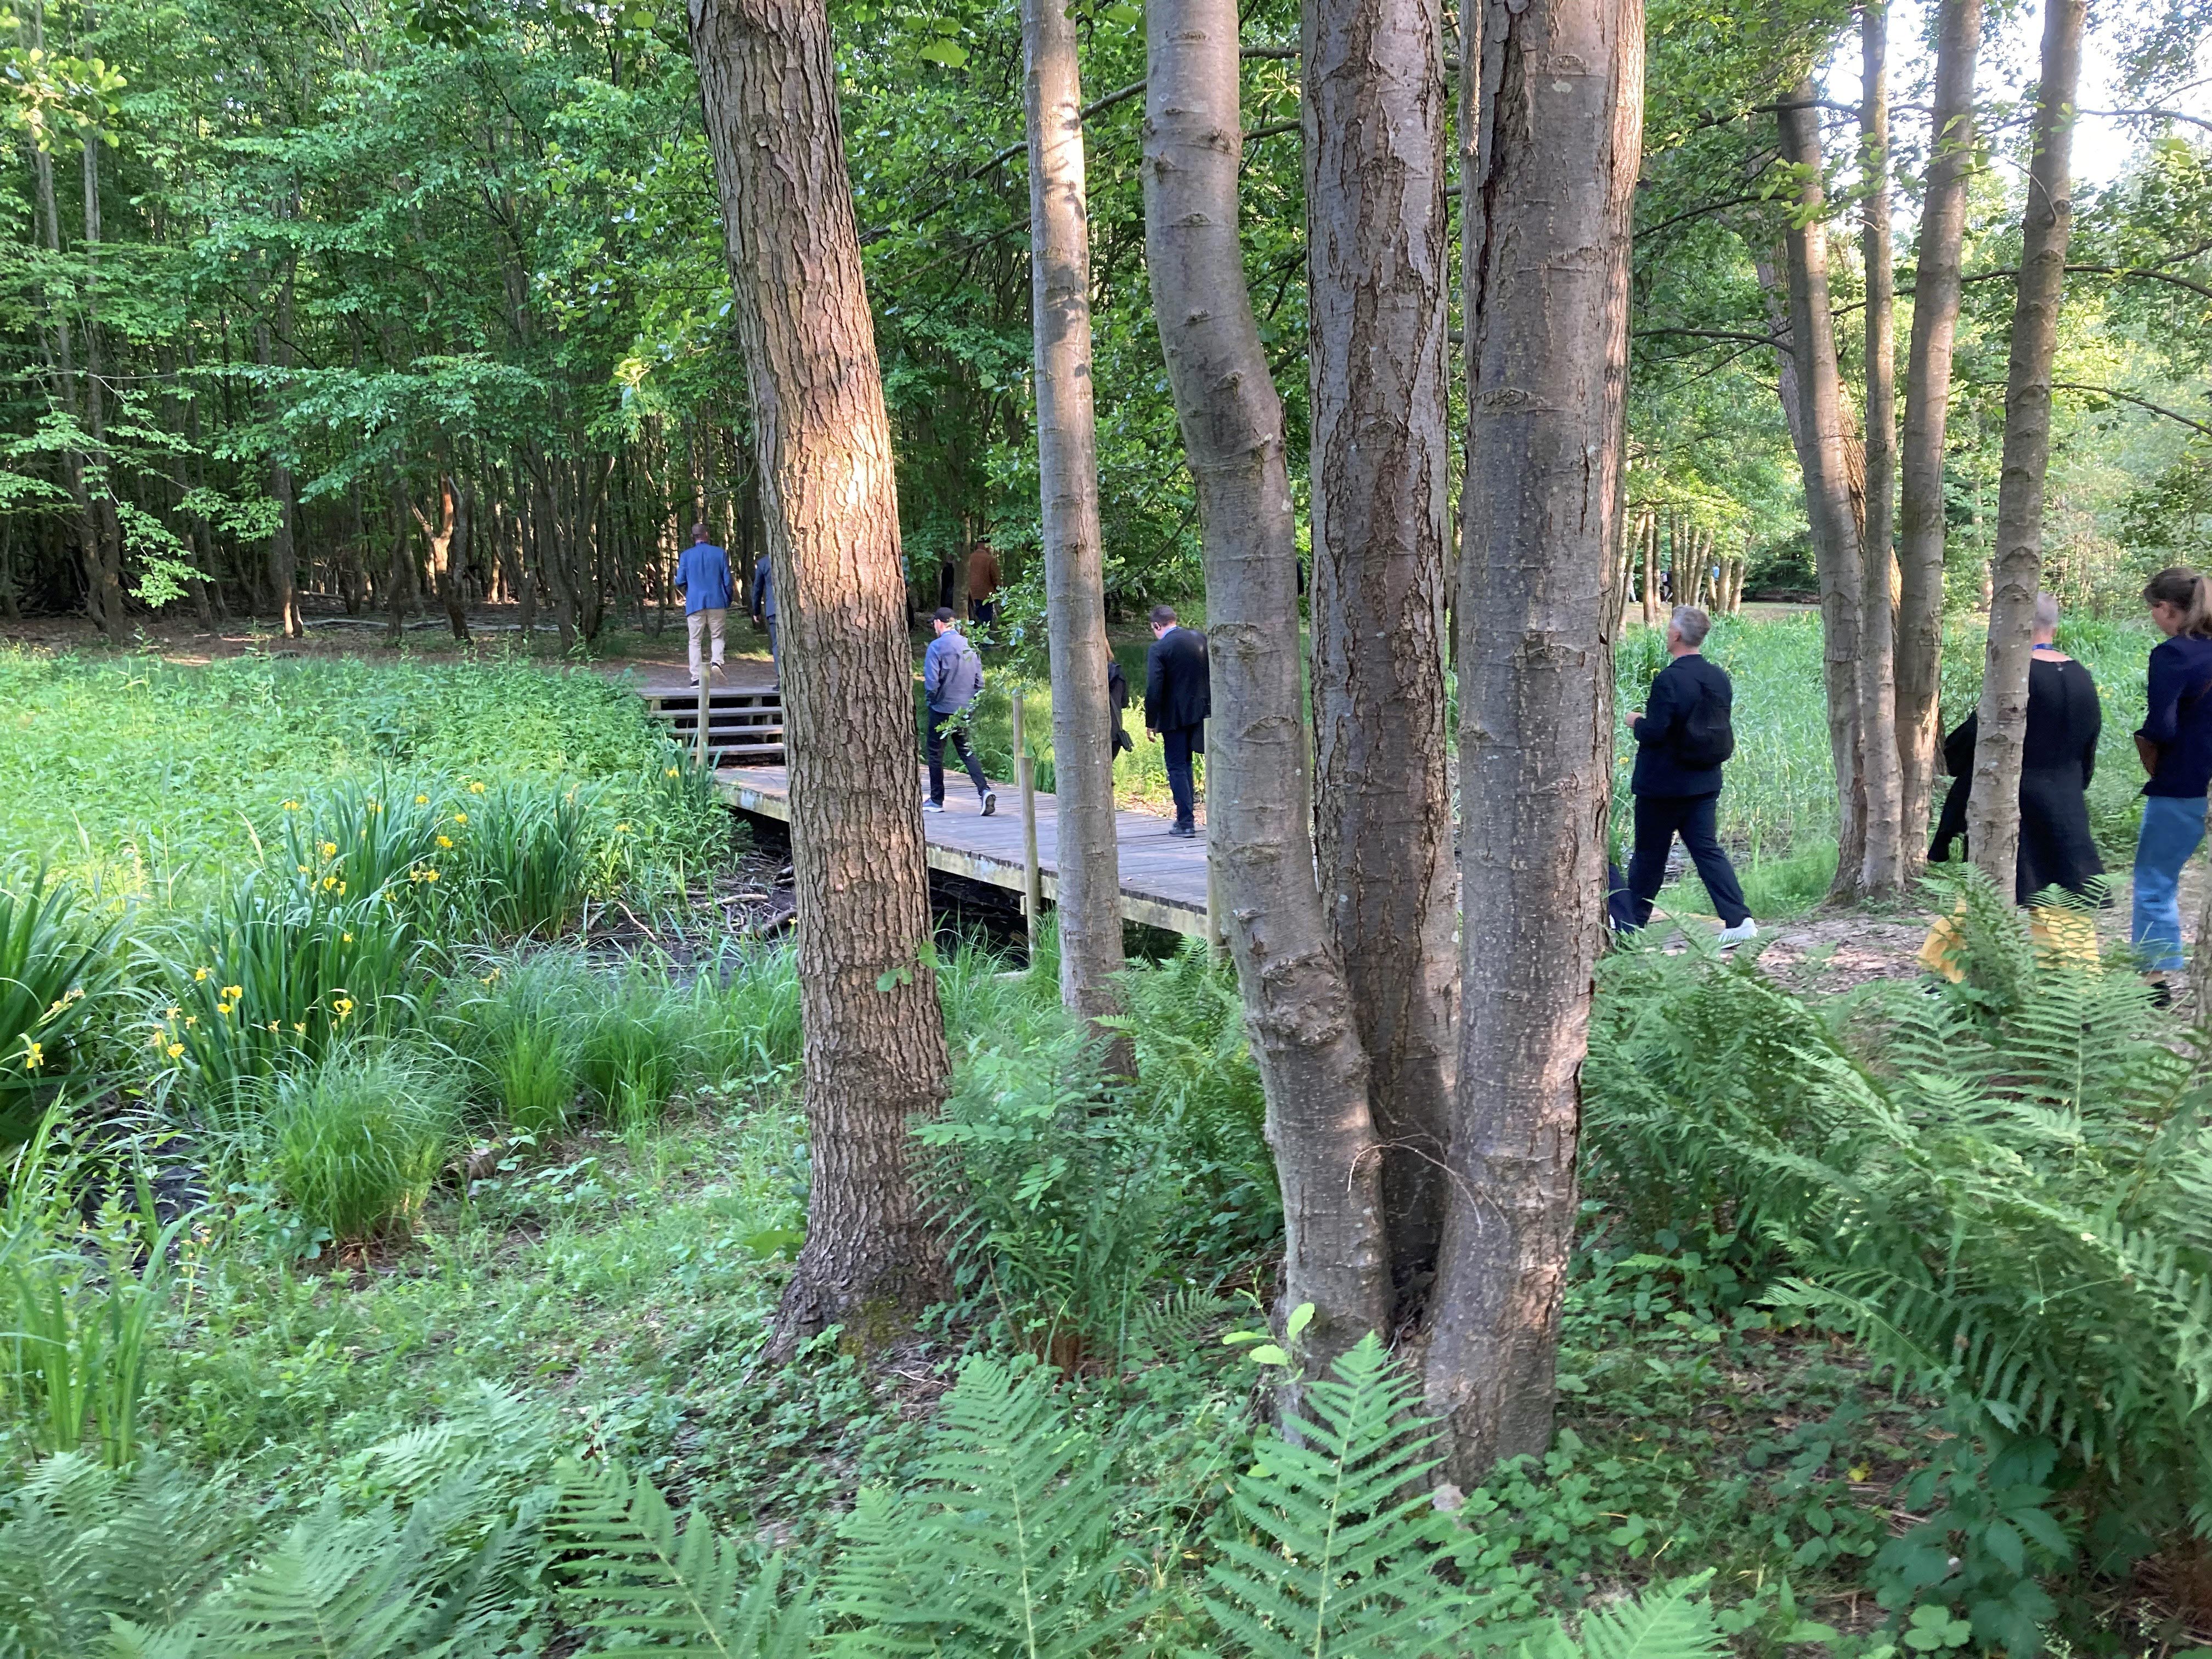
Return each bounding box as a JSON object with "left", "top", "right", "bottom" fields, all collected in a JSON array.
[
  {"left": 0, "top": 866, "right": 121, "bottom": 1146},
  {"left": 256, "top": 1043, "right": 460, "bottom": 1242},
  {"left": 446, "top": 951, "right": 592, "bottom": 1136}
]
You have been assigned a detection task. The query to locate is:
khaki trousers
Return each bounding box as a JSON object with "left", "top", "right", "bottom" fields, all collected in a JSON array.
[{"left": 687, "top": 608, "right": 726, "bottom": 681}]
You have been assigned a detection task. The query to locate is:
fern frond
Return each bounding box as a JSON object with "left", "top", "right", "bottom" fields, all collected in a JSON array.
[
  {"left": 824, "top": 1356, "right": 1144, "bottom": 1659},
  {"left": 1202, "top": 1334, "right": 1489, "bottom": 1658},
  {"left": 1515, "top": 1573, "right": 1726, "bottom": 1659}
]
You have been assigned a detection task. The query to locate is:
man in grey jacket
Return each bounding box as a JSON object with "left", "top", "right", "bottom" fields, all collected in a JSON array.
[{"left": 922, "top": 609, "right": 996, "bottom": 816}]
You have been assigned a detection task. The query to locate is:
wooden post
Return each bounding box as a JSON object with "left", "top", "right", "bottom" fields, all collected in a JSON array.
[
  {"left": 695, "top": 672, "right": 710, "bottom": 768},
  {"left": 1205, "top": 848, "right": 1226, "bottom": 968},
  {"left": 1013, "top": 686, "right": 1043, "bottom": 952}
]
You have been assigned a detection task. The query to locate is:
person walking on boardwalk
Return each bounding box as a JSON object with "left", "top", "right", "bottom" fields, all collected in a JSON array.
[
  {"left": 966, "top": 540, "right": 1002, "bottom": 632},
  {"left": 1624, "top": 605, "right": 1757, "bottom": 945},
  {"left": 2130, "top": 567, "right": 2212, "bottom": 990},
  {"left": 749, "top": 550, "right": 778, "bottom": 684},
  {"left": 922, "top": 608, "right": 997, "bottom": 817},
  {"left": 676, "top": 524, "right": 733, "bottom": 688},
  {"left": 1929, "top": 593, "right": 2105, "bottom": 904},
  {"left": 1144, "top": 604, "right": 1210, "bottom": 838}
]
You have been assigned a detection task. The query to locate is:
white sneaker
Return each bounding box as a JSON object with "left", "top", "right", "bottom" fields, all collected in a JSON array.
[
  {"left": 981, "top": 791, "right": 997, "bottom": 817},
  {"left": 923, "top": 800, "right": 946, "bottom": 814},
  {"left": 1716, "top": 918, "right": 1758, "bottom": 948}
]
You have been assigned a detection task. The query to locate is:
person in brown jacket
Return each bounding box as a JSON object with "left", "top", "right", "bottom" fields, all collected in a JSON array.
[{"left": 966, "top": 541, "right": 1002, "bottom": 630}]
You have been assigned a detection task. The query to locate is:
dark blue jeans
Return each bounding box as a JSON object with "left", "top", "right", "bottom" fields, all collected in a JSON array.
[
  {"left": 1627, "top": 791, "right": 1749, "bottom": 927},
  {"left": 1161, "top": 725, "right": 1199, "bottom": 829},
  {"left": 927, "top": 708, "right": 988, "bottom": 805}
]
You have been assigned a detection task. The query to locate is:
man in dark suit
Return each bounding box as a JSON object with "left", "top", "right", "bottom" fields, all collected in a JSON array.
[
  {"left": 1625, "top": 606, "right": 1756, "bottom": 945},
  {"left": 749, "top": 552, "right": 777, "bottom": 685},
  {"left": 1144, "top": 604, "right": 1210, "bottom": 837}
]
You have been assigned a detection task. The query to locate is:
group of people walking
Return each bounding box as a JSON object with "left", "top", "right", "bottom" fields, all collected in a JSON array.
[{"left": 681, "top": 522, "right": 2212, "bottom": 978}]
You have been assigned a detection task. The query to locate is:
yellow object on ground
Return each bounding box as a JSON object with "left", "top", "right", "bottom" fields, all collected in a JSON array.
[{"left": 1917, "top": 900, "right": 2102, "bottom": 983}]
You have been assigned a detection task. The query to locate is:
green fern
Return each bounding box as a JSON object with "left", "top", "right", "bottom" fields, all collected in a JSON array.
[
  {"left": 1203, "top": 1334, "right": 1492, "bottom": 1657},
  {"left": 1514, "top": 1574, "right": 1727, "bottom": 1659},
  {"left": 557, "top": 1460, "right": 815, "bottom": 1657},
  {"left": 823, "top": 1355, "right": 1146, "bottom": 1657}
]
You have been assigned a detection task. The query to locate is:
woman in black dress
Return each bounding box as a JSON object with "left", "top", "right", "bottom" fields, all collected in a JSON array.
[{"left": 1930, "top": 593, "right": 2106, "bottom": 904}]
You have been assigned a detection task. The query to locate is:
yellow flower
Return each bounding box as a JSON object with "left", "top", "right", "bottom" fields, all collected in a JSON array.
[
  {"left": 666, "top": 766, "right": 680, "bottom": 777},
  {"left": 616, "top": 823, "right": 630, "bottom": 834},
  {"left": 415, "top": 794, "right": 429, "bottom": 805},
  {"left": 437, "top": 836, "right": 453, "bottom": 849},
  {"left": 332, "top": 997, "right": 355, "bottom": 1020},
  {"left": 194, "top": 967, "right": 210, "bottom": 981},
  {"left": 282, "top": 799, "right": 301, "bottom": 811},
  {"left": 342, "top": 932, "right": 354, "bottom": 943},
  {"left": 469, "top": 781, "right": 486, "bottom": 794},
  {"left": 149, "top": 1028, "right": 166, "bottom": 1048},
  {"left": 292, "top": 1022, "right": 306, "bottom": 1035},
  {"left": 297, "top": 865, "right": 310, "bottom": 875},
  {"left": 453, "top": 812, "right": 467, "bottom": 825},
  {"left": 216, "top": 1004, "right": 233, "bottom": 1018},
  {"left": 336, "top": 882, "right": 346, "bottom": 896},
  {"left": 222, "top": 985, "right": 241, "bottom": 1001},
  {"left": 166, "top": 1042, "right": 184, "bottom": 1060},
  {"left": 165, "top": 1005, "right": 180, "bottom": 1018},
  {"left": 184, "top": 1015, "right": 196, "bottom": 1028},
  {"left": 19, "top": 1039, "right": 42, "bottom": 1070},
  {"left": 267, "top": 1020, "right": 281, "bottom": 1033},
  {"left": 425, "top": 869, "right": 439, "bottom": 883},
  {"left": 319, "top": 841, "right": 337, "bottom": 859}
]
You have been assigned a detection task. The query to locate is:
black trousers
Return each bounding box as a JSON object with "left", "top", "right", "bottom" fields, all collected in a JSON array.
[
  {"left": 1626, "top": 791, "right": 1750, "bottom": 927},
  {"left": 1161, "top": 725, "right": 1199, "bottom": 828},
  {"left": 927, "top": 709, "right": 989, "bottom": 804}
]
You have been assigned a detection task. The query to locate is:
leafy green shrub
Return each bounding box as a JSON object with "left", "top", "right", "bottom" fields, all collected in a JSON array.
[
  {"left": 446, "top": 952, "right": 591, "bottom": 1136},
  {"left": 1585, "top": 868, "right": 2212, "bottom": 1600},
  {"left": 258, "top": 1044, "right": 460, "bottom": 1242},
  {"left": 0, "top": 868, "right": 121, "bottom": 1145},
  {"left": 164, "top": 874, "right": 423, "bottom": 1095}
]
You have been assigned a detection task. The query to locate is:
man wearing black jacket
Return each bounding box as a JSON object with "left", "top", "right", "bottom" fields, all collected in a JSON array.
[
  {"left": 1144, "top": 605, "right": 1210, "bottom": 837},
  {"left": 1626, "top": 606, "right": 1756, "bottom": 944}
]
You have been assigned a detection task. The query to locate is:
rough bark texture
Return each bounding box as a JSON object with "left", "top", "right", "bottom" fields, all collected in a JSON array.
[
  {"left": 690, "top": 0, "right": 952, "bottom": 1354},
  {"left": 1897, "top": 0, "right": 1982, "bottom": 865},
  {"left": 1967, "top": 0, "right": 2085, "bottom": 899},
  {"left": 1857, "top": 5, "right": 1904, "bottom": 894},
  {"left": 1024, "top": 0, "right": 1127, "bottom": 1052},
  {"left": 1423, "top": 0, "right": 1641, "bottom": 1483},
  {"left": 1776, "top": 91, "right": 1869, "bottom": 902},
  {"left": 1144, "top": 0, "right": 1393, "bottom": 1369},
  {"left": 1303, "top": 0, "right": 1457, "bottom": 1298}
]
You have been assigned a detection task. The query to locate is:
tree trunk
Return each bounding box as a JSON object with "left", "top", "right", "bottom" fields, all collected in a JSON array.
[
  {"left": 1424, "top": 0, "right": 1640, "bottom": 1483},
  {"left": 1023, "top": 0, "right": 1128, "bottom": 1054},
  {"left": 691, "top": 0, "right": 952, "bottom": 1353},
  {"left": 1775, "top": 88, "right": 1869, "bottom": 901},
  {"left": 1897, "top": 0, "right": 1983, "bottom": 865},
  {"left": 1144, "top": 0, "right": 1393, "bottom": 1370},
  {"left": 78, "top": 133, "right": 125, "bottom": 640},
  {"left": 1858, "top": 5, "right": 1905, "bottom": 895},
  {"left": 412, "top": 472, "right": 472, "bottom": 643},
  {"left": 1967, "top": 0, "right": 2086, "bottom": 899},
  {"left": 1304, "top": 0, "right": 1457, "bottom": 1297},
  {"left": 1640, "top": 511, "right": 1658, "bottom": 625},
  {"left": 385, "top": 473, "right": 417, "bottom": 645},
  {"left": 255, "top": 309, "right": 304, "bottom": 640}
]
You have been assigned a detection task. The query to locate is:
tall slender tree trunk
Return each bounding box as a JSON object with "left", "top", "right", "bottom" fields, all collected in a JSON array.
[
  {"left": 1641, "top": 512, "right": 1659, "bottom": 625},
  {"left": 690, "top": 0, "right": 952, "bottom": 1353},
  {"left": 1897, "top": 0, "right": 1984, "bottom": 862},
  {"left": 78, "top": 132, "right": 125, "bottom": 639},
  {"left": 1304, "top": 0, "right": 1458, "bottom": 1299},
  {"left": 1423, "top": 0, "right": 1641, "bottom": 1482},
  {"left": 1967, "top": 0, "right": 2086, "bottom": 898},
  {"left": 411, "top": 472, "right": 471, "bottom": 643},
  {"left": 1144, "top": 0, "right": 1393, "bottom": 1370},
  {"left": 1858, "top": 3, "right": 1904, "bottom": 894},
  {"left": 256, "top": 302, "right": 303, "bottom": 640},
  {"left": 1023, "top": 0, "right": 1127, "bottom": 1053},
  {"left": 1776, "top": 87, "right": 1869, "bottom": 900}
]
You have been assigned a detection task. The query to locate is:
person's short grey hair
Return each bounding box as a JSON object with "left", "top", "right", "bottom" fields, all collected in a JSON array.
[
  {"left": 1670, "top": 606, "right": 1712, "bottom": 648},
  {"left": 2034, "top": 591, "right": 2060, "bottom": 632}
]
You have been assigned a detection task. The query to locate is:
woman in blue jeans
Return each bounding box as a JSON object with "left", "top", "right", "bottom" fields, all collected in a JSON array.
[{"left": 2131, "top": 567, "right": 2212, "bottom": 985}]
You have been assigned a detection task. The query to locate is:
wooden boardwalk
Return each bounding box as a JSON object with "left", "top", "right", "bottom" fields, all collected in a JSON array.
[{"left": 716, "top": 765, "right": 1212, "bottom": 939}]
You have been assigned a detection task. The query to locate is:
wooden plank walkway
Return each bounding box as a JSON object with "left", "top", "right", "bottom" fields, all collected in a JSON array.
[{"left": 716, "top": 765, "right": 1211, "bottom": 938}]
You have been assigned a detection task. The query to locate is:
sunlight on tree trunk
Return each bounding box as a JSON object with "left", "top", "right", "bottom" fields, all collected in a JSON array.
[
  {"left": 1968, "top": 0, "right": 2086, "bottom": 900},
  {"left": 1857, "top": 3, "right": 1904, "bottom": 895},
  {"left": 1023, "top": 0, "right": 1127, "bottom": 1060},
  {"left": 1304, "top": 0, "right": 1457, "bottom": 1303},
  {"left": 1896, "top": 0, "right": 1983, "bottom": 872},
  {"left": 1143, "top": 0, "right": 1392, "bottom": 1372},
  {"left": 1423, "top": 0, "right": 1641, "bottom": 1483},
  {"left": 690, "top": 0, "right": 952, "bottom": 1356}
]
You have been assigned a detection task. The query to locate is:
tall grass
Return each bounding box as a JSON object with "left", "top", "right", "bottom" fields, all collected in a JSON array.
[
  {"left": 255, "top": 1044, "right": 460, "bottom": 1242},
  {"left": 0, "top": 867, "right": 121, "bottom": 1145}
]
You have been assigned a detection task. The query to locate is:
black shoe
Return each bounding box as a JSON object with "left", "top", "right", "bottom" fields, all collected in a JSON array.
[{"left": 1169, "top": 822, "right": 1197, "bottom": 838}]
